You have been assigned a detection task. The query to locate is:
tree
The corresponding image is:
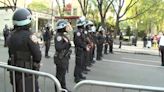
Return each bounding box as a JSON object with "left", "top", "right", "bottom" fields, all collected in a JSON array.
[
  {"left": 0, "top": 0, "right": 18, "bottom": 11},
  {"left": 28, "top": 1, "right": 49, "bottom": 13},
  {"left": 92, "top": 0, "right": 114, "bottom": 30},
  {"left": 55, "top": 0, "right": 66, "bottom": 16},
  {"left": 112, "top": 0, "right": 139, "bottom": 37},
  {"left": 112, "top": 0, "right": 159, "bottom": 37},
  {"left": 127, "top": 0, "right": 163, "bottom": 34},
  {"left": 77, "top": 0, "right": 89, "bottom": 17}
]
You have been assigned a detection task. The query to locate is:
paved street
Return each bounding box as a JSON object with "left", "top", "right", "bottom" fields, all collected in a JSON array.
[{"left": 0, "top": 42, "right": 164, "bottom": 92}]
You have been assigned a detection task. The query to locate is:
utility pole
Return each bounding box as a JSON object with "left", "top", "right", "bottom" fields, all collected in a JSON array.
[{"left": 51, "top": 0, "right": 54, "bottom": 30}]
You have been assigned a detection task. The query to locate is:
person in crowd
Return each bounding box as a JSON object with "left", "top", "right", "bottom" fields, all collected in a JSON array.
[{"left": 3, "top": 24, "right": 10, "bottom": 47}]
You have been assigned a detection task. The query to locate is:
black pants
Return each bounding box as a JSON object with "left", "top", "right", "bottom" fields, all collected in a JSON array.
[
  {"left": 104, "top": 44, "right": 108, "bottom": 54},
  {"left": 143, "top": 41, "right": 147, "bottom": 47},
  {"left": 4, "top": 36, "right": 7, "bottom": 47},
  {"left": 56, "top": 66, "right": 67, "bottom": 89},
  {"left": 160, "top": 46, "right": 164, "bottom": 66},
  {"left": 109, "top": 43, "right": 113, "bottom": 53},
  {"left": 45, "top": 41, "right": 50, "bottom": 56},
  {"left": 119, "top": 41, "right": 122, "bottom": 48},
  {"left": 11, "top": 75, "right": 39, "bottom": 92},
  {"left": 96, "top": 45, "right": 103, "bottom": 60},
  {"left": 74, "top": 48, "right": 84, "bottom": 80}
]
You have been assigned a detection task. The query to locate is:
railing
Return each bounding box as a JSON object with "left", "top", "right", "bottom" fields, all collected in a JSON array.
[
  {"left": 73, "top": 80, "right": 164, "bottom": 92},
  {"left": 0, "top": 63, "right": 67, "bottom": 92}
]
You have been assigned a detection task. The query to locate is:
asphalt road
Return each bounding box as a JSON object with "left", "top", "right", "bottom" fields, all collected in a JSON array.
[{"left": 0, "top": 45, "right": 163, "bottom": 92}]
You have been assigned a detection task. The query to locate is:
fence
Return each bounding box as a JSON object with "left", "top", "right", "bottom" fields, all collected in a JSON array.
[
  {"left": 73, "top": 80, "right": 164, "bottom": 92},
  {"left": 0, "top": 63, "right": 67, "bottom": 92}
]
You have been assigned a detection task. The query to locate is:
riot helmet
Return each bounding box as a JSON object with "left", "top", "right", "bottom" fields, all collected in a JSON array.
[
  {"left": 85, "top": 20, "right": 94, "bottom": 31},
  {"left": 76, "top": 16, "right": 86, "bottom": 27},
  {"left": 12, "top": 8, "right": 32, "bottom": 27},
  {"left": 55, "top": 20, "right": 70, "bottom": 32}
]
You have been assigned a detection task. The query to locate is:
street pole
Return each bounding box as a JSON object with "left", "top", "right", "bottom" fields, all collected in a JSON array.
[{"left": 51, "top": 0, "right": 54, "bottom": 30}]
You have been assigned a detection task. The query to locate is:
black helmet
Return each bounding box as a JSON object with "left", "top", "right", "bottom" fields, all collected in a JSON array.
[
  {"left": 55, "top": 20, "right": 68, "bottom": 30},
  {"left": 12, "top": 8, "right": 32, "bottom": 26}
]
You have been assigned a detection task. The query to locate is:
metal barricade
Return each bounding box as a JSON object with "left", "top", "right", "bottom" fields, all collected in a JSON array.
[
  {"left": 0, "top": 63, "right": 67, "bottom": 92},
  {"left": 73, "top": 80, "right": 164, "bottom": 92}
]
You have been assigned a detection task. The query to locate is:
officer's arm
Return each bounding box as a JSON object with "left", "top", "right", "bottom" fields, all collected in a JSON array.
[
  {"left": 28, "top": 35, "right": 42, "bottom": 63},
  {"left": 75, "top": 33, "right": 87, "bottom": 49},
  {"left": 55, "top": 36, "right": 70, "bottom": 51}
]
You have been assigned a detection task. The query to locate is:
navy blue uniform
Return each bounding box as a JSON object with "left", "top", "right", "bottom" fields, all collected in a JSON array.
[
  {"left": 43, "top": 27, "right": 51, "bottom": 57},
  {"left": 3, "top": 26, "right": 10, "bottom": 47},
  {"left": 74, "top": 29, "right": 87, "bottom": 82},
  {"left": 104, "top": 34, "right": 109, "bottom": 54},
  {"left": 96, "top": 32, "right": 104, "bottom": 60},
  {"left": 54, "top": 32, "right": 71, "bottom": 89},
  {"left": 7, "top": 28, "right": 41, "bottom": 92}
]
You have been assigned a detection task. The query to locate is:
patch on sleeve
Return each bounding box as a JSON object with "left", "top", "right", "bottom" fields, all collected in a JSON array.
[
  {"left": 57, "top": 36, "right": 62, "bottom": 41},
  {"left": 76, "top": 32, "right": 81, "bottom": 36},
  {"left": 84, "top": 31, "right": 88, "bottom": 34},
  {"left": 30, "top": 35, "right": 38, "bottom": 43}
]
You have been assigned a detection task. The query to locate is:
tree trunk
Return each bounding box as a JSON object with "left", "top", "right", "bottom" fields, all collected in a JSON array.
[
  {"left": 114, "top": 19, "right": 120, "bottom": 38},
  {"left": 101, "top": 16, "right": 105, "bottom": 31}
]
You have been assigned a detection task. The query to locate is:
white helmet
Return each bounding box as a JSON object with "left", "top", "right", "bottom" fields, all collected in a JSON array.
[{"left": 76, "top": 16, "right": 86, "bottom": 27}]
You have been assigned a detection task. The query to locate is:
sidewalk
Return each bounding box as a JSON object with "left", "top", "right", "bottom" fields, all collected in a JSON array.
[{"left": 113, "top": 41, "right": 159, "bottom": 56}]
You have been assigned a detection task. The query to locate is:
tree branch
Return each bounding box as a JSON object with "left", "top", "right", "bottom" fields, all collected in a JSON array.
[
  {"left": 56, "top": 0, "right": 62, "bottom": 16},
  {"left": 112, "top": 3, "right": 118, "bottom": 15},
  {"left": 120, "top": 2, "right": 156, "bottom": 22},
  {"left": 13, "top": 0, "right": 17, "bottom": 11},
  {"left": 0, "top": 1, "right": 9, "bottom": 6},
  {"left": 78, "top": 0, "right": 85, "bottom": 16},
  {"left": 119, "top": 0, "right": 138, "bottom": 18},
  {"left": 85, "top": 0, "right": 89, "bottom": 16},
  {"left": 103, "top": 0, "right": 114, "bottom": 18}
]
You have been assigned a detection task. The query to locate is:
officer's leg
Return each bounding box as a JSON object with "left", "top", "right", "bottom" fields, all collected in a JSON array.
[
  {"left": 100, "top": 45, "right": 103, "bottom": 57},
  {"left": 74, "top": 54, "right": 82, "bottom": 82},
  {"left": 161, "top": 46, "right": 164, "bottom": 66},
  {"left": 91, "top": 47, "right": 96, "bottom": 63},
  {"left": 47, "top": 41, "right": 50, "bottom": 55},
  {"left": 96, "top": 45, "right": 101, "bottom": 60},
  {"left": 45, "top": 41, "right": 50, "bottom": 57},
  {"left": 82, "top": 51, "right": 87, "bottom": 71},
  {"left": 56, "top": 66, "right": 63, "bottom": 86},
  {"left": 4, "top": 36, "right": 7, "bottom": 47},
  {"left": 45, "top": 42, "right": 48, "bottom": 56},
  {"left": 119, "top": 41, "right": 122, "bottom": 48},
  {"left": 60, "top": 67, "right": 67, "bottom": 89},
  {"left": 104, "top": 44, "right": 108, "bottom": 54},
  {"left": 110, "top": 43, "right": 113, "bottom": 53}
]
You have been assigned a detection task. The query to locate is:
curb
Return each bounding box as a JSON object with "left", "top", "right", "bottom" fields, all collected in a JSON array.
[{"left": 114, "top": 49, "right": 159, "bottom": 56}]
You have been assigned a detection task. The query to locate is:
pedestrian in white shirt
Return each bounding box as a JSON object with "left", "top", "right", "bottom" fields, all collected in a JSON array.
[{"left": 159, "top": 33, "right": 164, "bottom": 66}]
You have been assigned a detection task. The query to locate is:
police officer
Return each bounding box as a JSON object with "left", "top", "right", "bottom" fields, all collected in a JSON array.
[
  {"left": 43, "top": 24, "right": 52, "bottom": 58},
  {"left": 54, "top": 20, "right": 72, "bottom": 91},
  {"left": 7, "top": 8, "right": 41, "bottom": 92},
  {"left": 85, "top": 20, "right": 95, "bottom": 66},
  {"left": 96, "top": 29, "right": 104, "bottom": 60},
  {"left": 104, "top": 31, "right": 109, "bottom": 54},
  {"left": 119, "top": 32, "right": 123, "bottom": 48},
  {"left": 74, "top": 17, "right": 89, "bottom": 83},
  {"left": 90, "top": 26, "right": 97, "bottom": 63},
  {"left": 108, "top": 31, "right": 113, "bottom": 53},
  {"left": 3, "top": 24, "right": 10, "bottom": 47}
]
